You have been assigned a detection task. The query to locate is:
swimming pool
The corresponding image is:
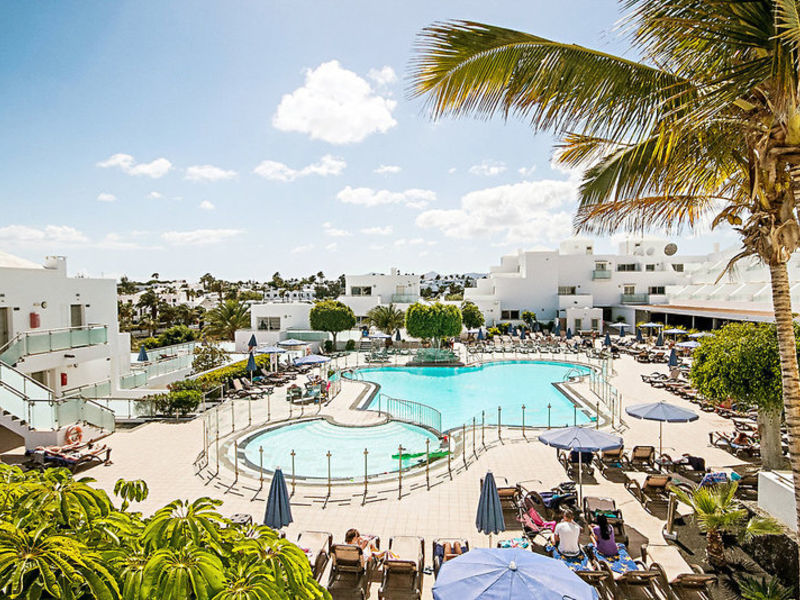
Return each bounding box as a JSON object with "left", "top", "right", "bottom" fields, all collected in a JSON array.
[
  {"left": 241, "top": 419, "right": 441, "bottom": 479},
  {"left": 354, "top": 361, "right": 591, "bottom": 431}
]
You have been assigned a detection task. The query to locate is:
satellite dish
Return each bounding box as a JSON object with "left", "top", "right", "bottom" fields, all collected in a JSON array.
[
  {"left": 646, "top": 247, "right": 655, "bottom": 256},
  {"left": 664, "top": 243, "right": 678, "bottom": 256}
]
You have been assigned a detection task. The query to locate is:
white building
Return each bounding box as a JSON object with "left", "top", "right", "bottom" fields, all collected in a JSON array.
[
  {"left": 0, "top": 251, "right": 124, "bottom": 447},
  {"left": 337, "top": 267, "right": 421, "bottom": 321},
  {"left": 464, "top": 238, "right": 706, "bottom": 330},
  {"left": 233, "top": 302, "right": 321, "bottom": 352}
]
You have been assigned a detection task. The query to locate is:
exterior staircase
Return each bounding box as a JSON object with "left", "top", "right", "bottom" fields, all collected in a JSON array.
[{"left": 0, "top": 360, "right": 115, "bottom": 448}]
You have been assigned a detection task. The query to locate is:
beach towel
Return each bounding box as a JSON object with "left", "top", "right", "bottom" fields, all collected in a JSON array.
[
  {"left": 546, "top": 544, "right": 590, "bottom": 571},
  {"left": 589, "top": 543, "right": 639, "bottom": 574}
]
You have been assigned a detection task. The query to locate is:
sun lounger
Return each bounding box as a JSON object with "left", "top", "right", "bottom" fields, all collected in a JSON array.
[
  {"left": 296, "top": 530, "right": 333, "bottom": 582},
  {"left": 558, "top": 450, "right": 595, "bottom": 479},
  {"left": 575, "top": 569, "right": 616, "bottom": 600},
  {"left": 480, "top": 477, "right": 520, "bottom": 513},
  {"left": 658, "top": 454, "right": 708, "bottom": 482},
  {"left": 642, "top": 545, "right": 716, "bottom": 600},
  {"left": 596, "top": 561, "right": 664, "bottom": 599},
  {"left": 379, "top": 536, "right": 423, "bottom": 599},
  {"left": 596, "top": 446, "right": 625, "bottom": 476},
  {"left": 517, "top": 505, "right": 556, "bottom": 543},
  {"left": 327, "top": 544, "right": 372, "bottom": 600},
  {"left": 624, "top": 446, "right": 656, "bottom": 471},
  {"left": 33, "top": 443, "right": 112, "bottom": 473},
  {"left": 582, "top": 496, "right": 628, "bottom": 546},
  {"left": 625, "top": 472, "right": 674, "bottom": 511},
  {"left": 432, "top": 539, "right": 469, "bottom": 577}
]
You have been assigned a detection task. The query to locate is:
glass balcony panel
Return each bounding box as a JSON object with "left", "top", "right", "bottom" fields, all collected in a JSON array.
[
  {"left": 88, "top": 326, "right": 107, "bottom": 345},
  {"left": 592, "top": 270, "right": 612, "bottom": 280},
  {"left": 29, "top": 401, "right": 55, "bottom": 430},
  {"left": 55, "top": 399, "right": 81, "bottom": 427},
  {"left": 0, "top": 387, "right": 27, "bottom": 424},
  {"left": 26, "top": 332, "right": 52, "bottom": 354},
  {"left": 70, "top": 328, "right": 90, "bottom": 347}
]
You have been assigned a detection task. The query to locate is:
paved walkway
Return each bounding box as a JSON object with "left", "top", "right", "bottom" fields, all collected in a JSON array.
[{"left": 80, "top": 352, "right": 744, "bottom": 597}]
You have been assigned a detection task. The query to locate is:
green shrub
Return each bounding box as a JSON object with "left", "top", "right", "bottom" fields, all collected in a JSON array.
[
  {"left": 192, "top": 343, "right": 228, "bottom": 373},
  {"left": 196, "top": 353, "right": 272, "bottom": 387},
  {"left": 147, "top": 389, "right": 202, "bottom": 417},
  {"left": 345, "top": 339, "right": 356, "bottom": 351},
  {"left": 487, "top": 327, "right": 501, "bottom": 338},
  {"left": 139, "top": 336, "right": 160, "bottom": 350},
  {"left": 324, "top": 340, "right": 334, "bottom": 353},
  {"left": 157, "top": 324, "right": 198, "bottom": 346}
]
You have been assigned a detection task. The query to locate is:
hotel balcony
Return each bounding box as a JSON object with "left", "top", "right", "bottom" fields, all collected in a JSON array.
[
  {"left": 390, "top": 293, "right": 419, "bottom": 303},
  {"left": 0, "top": 325, "right": 108, "bottom": 367},
  {"left": 592, "top": 270, "right": 612, "bottom": 280},
  {"left": 621, "top": 293, "right": 650, "bottom": 304}
]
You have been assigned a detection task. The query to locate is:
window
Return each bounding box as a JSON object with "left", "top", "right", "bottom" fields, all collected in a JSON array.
[
  {"left": 350, "top": 286, "right": 372, "bottom": 296},
  {"left": 594, "top": 262, "right": 609, "bottom": 271},
  {"left": 585, "top": 246, "right": 593, "bottom": 255},
  {"left": 672, "top": 263, "right": 684, "bottom": 272},
  {"left": 501, "top": 310, "right": 520, "bottom": 320},
  {"left": 645, "top": 264, "right": 656, "bottom": 272},
  {"left": 558, "top": 286, "right": 577, "bottom": 295},
  {"left": 574, "top": 318, "right": 582, "bottom": 331},
  {"left": 257, "top": 317, "right": 281, "bottom": 331},
  {"left": 591, "top": 318, "right": 599, "bottom": 330},
  {"left": 623, "top": 284, "right": 636, "bottom": 295},
  {"left": 648, "top": 286, "right": 665, "bottom": 295},
  {"left": 70, "top": 304, "right": 83, "bottom": 327},
  {"left": 617, "top": 264, "right": 637, "bottom": 272}
]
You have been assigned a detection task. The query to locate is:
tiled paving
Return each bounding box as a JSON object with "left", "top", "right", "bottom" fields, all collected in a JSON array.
[{"left": 83, "top": 350, "right": 743, "bottom": 598}]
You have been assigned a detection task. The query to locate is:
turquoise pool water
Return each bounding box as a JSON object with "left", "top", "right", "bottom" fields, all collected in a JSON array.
[
  {"left": 355, "top": 361, "right": 591, "bottom": 431},
  {"left": 242, "top": 419, "right": 440, "bottom": 479}
]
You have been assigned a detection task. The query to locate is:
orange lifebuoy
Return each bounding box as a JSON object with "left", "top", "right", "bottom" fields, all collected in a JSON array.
[{"left": 65, "top": 425, "right": 83, "bottom": 445}]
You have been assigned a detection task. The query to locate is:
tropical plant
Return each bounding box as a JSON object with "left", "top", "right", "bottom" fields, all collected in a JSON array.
[
  {"left": 203, "top": 300, "right": 250, "bottom": 341},
  {"left": 521, "top": 311, "right": 537, "bottom": 329},
  {"left": 738, "top": 575, "right": 794, "bottom": 600},
  {"left": 157, "top": 324, "right": 198, "bottom": 347},
  {"left": 114, "top": 478, "right": 149, "bottom": 512},
  {"left": 690, "top": 322, "right": 800, "bottom": 469},
  {"left": 460, "top": 300, "right": 484, "bottom": 330},
  {"left": 15, "top": 469, "right": 111, "bottom": 528},
  {"left": 672, "top": 482, "right": 781, "bottom": 568},
  {"left": 309, "top": 300, "right": 356, "bottom": 348},
  {"left": 365, "top": 304, "right": 406, "bottom": 335},
  {"left": 409, "top": 2, "right": 800, "bottom": 556},
  {"left": 143, "top": 497, "right": 224, "bottom": 549},
  {"left": 405, "top": 302, "right": 462, "bottom": 347},
  {"left": 193, "top": 343, "right": 229, "bottom": 374}
]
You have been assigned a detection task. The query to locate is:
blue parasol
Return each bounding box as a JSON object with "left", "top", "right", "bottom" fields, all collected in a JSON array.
[
  {"left": 264, "top": 467, "right": 293, "bottom": 529},
  {"left": 476, "top": 471, "right": 505, "bottom": 546},
  {"left": 137, "top": 346, "right": 149, "bottom": 362}
]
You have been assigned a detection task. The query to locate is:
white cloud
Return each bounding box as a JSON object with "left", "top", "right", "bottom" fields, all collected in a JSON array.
[
  {"left": 161, "top": 228, "right": 242, "bottom": 246},
  {"left": 469, "top": 160, "right": 507, "bottom": 177},
  {"left": 185, "top": 164, "right": 237, "bottom": 182},
  {"left": 368, "top": 244, "right": 385, "bottom": 251},
  {"left": 0, "top": 224, "right": 89, "bottom": 244},
  {"left": 97, "top": 193, "right": 116, "bottom": 203},
  {"left": 253, "top": 154, "right": 346, "bottom": 182},
  {"left": 272, "top": 60, "right": 397, "bottom": 144},
  {"left": 96, "top": 233, "right": 161, "bottom": 251},
  {"left": 368, "top": 66, "right": 398, "bottom": 87},
  {"left": 291, "top": 244, "right": 314, "bottom": 254},
  {"left": 361, "top": 225, "right": 393, "bottom": 236},
  {"left": 322, "top": 222, "right": 352, "bottom": 237},
  {"left": 518, "top": 164, "right": 537, "bottom": 176},
  {"left": 199, "top": 200, "right": 215, "bottom": 211},
  {"left": 415, "top": 179, "right": 578, "bottom": 245},
  {"left": 148, "top": 191, "right": 163, "bottom": 199},
  {"left": 374, "top": 164, "right": 401, "bottom": 175},
  {"left": 336, "top": 186, "right": 435, "bottom": 209},
  {"left": 325, "top": 242, "right": 338, "bottom": 252},
  {"left": 448, "top": 167, "right": 457, "bottom": 175},
  {"left": 394, "top": 237, "right": 427, "bottom": 247},
  {"left": 97, "top": 153, "right": 172, "bottom": 178}
]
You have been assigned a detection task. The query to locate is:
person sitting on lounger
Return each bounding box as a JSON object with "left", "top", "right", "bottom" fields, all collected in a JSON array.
[
  {"left": 553, "top": 509, "right": 582, "bottom": 556},
  {"left": 442, "top": 541, "right": 464, "bottom": 562},
  {"left": 344, "top": 528, "right": 382, "bottom": 564},
  {"left": 590, "top": 514, "right": 616, "bottom": 557}
]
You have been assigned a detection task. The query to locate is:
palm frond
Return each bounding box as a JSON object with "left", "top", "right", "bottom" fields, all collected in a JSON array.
[{"left": 410, "top": 20, "right": 688, "bottom": 140}]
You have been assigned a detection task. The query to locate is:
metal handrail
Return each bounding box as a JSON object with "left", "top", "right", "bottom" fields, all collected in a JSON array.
[{"left": 378, "top": 393, "right": 442, "bottom": 434}]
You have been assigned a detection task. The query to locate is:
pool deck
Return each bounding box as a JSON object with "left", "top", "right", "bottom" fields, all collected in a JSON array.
[{"left": 52, "top": 351, "right": 744, "bottom": 597}]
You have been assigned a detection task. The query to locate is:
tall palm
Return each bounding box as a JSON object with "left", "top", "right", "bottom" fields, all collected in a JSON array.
[
  {"left": 365, "top": 304, "right": 406, "bottom": 335},
  {"left": 410, "top": 1, "right": 800, "bottom": 556},
  {"left": 672, "top": 482, "right": 781, "bottom": 568},
  {"left": 136, "top": 290, "right": 160, "bottom": 322},
  {"left": 203, "top": 301, "right": 251, "bottom": 341}
]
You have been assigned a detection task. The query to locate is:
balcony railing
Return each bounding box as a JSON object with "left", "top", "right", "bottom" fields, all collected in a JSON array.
[
  {"left": 390, "top": 294, "right": 419, "bottom": 303},
  {"left": 0, "top": 325, "right": 108, "bottom": 366},
  {"left": 592, "top": 270, "right": 612, "bottom": 280},
  {"left": 621, "top": 293, "right": 650, "bottom": 304}
]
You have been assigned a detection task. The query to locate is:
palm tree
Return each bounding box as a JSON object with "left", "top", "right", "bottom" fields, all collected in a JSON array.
[
  {"left": 672, "top": 482, "right": 781, "bottom": 568},
  {"left": 203, "top": 300, "right": 251, "bottom": 341},
  {"left": 410, "top": 2, "right": 800, "bottom": 552},
  {"left": 136, "top": 289, "right": 160, "bottom": 323},
  {"left": 141, "top": 545, "right": 225, "bottom": 600},
  {"left": 15, "top": 469, "right": 111, "bottom": 528},
  {"left": 143, "top": 497, "right": 224, "bottom": 549},
  {"left": 365, "top": 304, "right": 406, "bottom": 335}
]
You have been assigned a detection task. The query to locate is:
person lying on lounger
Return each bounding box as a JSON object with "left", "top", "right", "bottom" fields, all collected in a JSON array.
[{"left": 442, "top": 541, "right": 464, "bottom": 562}]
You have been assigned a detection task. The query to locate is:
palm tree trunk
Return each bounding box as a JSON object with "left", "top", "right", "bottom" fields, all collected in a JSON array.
[
  {"left": 705, "top": 528, "right": 726, "bottom": 568},
  {"left": 757, "top": 407, "right": 783, "bottom": 471},
  {"left": 768, "top": 262, "right": 800, "bottom": 544}
]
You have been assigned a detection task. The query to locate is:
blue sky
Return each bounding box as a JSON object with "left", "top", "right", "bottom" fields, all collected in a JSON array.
[{"left": 0, "top": 1, "right": 739, "bottom": 280}]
